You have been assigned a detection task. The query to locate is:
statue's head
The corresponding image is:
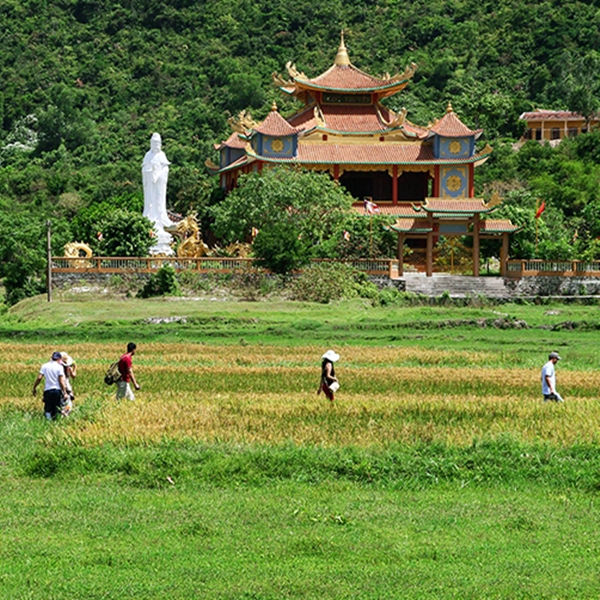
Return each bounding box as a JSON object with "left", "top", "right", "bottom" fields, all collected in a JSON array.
[{"left": 150, "top": 132, "right": 162, "bottom": 152}]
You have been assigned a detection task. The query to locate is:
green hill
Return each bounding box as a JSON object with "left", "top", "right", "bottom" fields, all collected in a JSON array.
[{"left": 1, "top": 0, "right": 600, "bottom": 302}]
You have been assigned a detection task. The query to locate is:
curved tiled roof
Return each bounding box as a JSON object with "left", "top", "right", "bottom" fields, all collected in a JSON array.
[
  {"left": 430, "top": 108, "right": 482, "bottom": 138},
  {"left": 389, "top": 218, "right": 433, "bottom": 233},
  {"left": 250, "top": 143, "right": 490, "bottom": 166},
  {"left": 214, "top": 131, "right": 246, "bottom": 150},
  {"left": 416, "top": 198, "right": 492, "bottom": 214},
  {"left": 352, "top": 204, "right": 426, "bottom": 217},
  {"left": 306, "top": 63, "right": 402, "bottom": 92},
  {"left": 480, "top": 219, "right": 520, "bottom": 233},
  {"left": 253, "top": 108, "right": 303, "bottom": 136}
]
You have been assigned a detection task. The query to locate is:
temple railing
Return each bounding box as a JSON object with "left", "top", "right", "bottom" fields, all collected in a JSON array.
[
  {"left": 51, "top": 256, "right": 400, "bottom": 277},
  {"left": 506, "top": 260, "right": 600, "bottom": 277}
]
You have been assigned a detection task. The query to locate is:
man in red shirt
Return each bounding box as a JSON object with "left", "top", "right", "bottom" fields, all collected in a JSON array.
[{"left": 116, "top": 342, "right": 141, "bottom": 400}]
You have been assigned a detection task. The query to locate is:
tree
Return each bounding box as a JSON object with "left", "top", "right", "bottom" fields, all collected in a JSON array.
[
  {"left": 97, "top": 210, "right": 156, "bottom": 257},
  {"left": 211, "top": 167, "right": 353, "bottom": 272}
]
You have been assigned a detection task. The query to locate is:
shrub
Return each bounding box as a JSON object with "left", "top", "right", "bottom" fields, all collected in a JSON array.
[
  {"left": 137, "top": 265, "right": 180, "bottom": 298},
  {"left": 252, "top": 223, "right": 311, "bottom": 275},
  {"left": 290, "top": 262, "right": 378, "bottom": 303}
]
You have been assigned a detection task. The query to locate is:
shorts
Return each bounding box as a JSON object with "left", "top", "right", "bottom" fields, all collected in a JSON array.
[
  {"left": 43, "top": 389, "right": 63, "bottom": 420},
  {"left": 116, "top": 381, "right": 135, "bottom": 401}
]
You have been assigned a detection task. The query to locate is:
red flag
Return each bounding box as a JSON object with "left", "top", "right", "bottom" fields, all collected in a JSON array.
[
  {"left": 535, "top": 201, "right": 546, "bottom": 219},
  {"left": 364, "top": 199, "right": 380, "bottom": 214}
]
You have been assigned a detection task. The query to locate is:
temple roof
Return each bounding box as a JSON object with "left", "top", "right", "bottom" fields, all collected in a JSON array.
[
  {"left": 414, "top": 198, "right": 493, "bottom": 214},
  {"left": 252, "top": 103, "right": 304, "bottom": 136},
  {"left": 480, "top": 219, "right": 521, "bottom": 233},
  {"left": 214, "top": 131, "right": 246, "bottom": 151},
  {"left": 429, "top": 104, "right": 482, "bottom": 138},
  {"left": 249, "top": 143, "right": 492, "bottom": 166},
  {"left": 276, "top": 34, "right": 417, "bottom": 97},
  {"left": 389, "top": 218, "right": 433, "bottom": 233}
]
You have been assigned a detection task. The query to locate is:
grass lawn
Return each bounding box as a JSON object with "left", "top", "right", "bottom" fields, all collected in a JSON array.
[{"left": 1, "top": 294, "right": 600, "bottom": 598}]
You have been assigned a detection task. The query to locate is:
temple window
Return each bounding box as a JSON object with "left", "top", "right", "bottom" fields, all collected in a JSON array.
[
  {"left": 568, "top": 128, "right": 578, "bottom": 137},
  {"left": 551, "top": 128, "right": 561, "bottom": 140},
  {"left": 322, "top": 134, "right": 328, "bottom": 141},
  {"left": 534, "top": 129, "right": 542, "bottom": 140}
]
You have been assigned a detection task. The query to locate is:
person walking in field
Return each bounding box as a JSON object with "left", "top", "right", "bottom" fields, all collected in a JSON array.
[
  {"left": 541, "top": 351, "right": 564, "bottom": 402},
  {"left": 116, "top": 342, "right": 141, "bottom": 401},
  {"left": 32, "top": 351, "right": 69, "bottom": 420},
  {"left": 60, "top": 352, "right": 76, "bottom": 416},
  {"left": 318, "top": 350, "right": 340, "bottom": 402}
]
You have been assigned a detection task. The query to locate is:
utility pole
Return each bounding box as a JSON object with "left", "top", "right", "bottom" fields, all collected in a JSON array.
[{"left": 46, "top": 219, "right": 52, "bottom": 303}]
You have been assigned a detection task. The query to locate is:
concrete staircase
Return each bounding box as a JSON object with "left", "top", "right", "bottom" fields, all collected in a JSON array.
[{"left": 402, "top": 273, "right": 513, "bottom": 299}]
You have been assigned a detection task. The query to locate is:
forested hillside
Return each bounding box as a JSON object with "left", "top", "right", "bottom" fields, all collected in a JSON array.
[{"left": 1, "top": 0, "right": 600, "bottom": 301}]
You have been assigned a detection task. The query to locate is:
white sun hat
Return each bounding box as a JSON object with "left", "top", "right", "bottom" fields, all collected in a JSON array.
[{"left": 321, "top": 350, "right": 340, "bottom": 363}]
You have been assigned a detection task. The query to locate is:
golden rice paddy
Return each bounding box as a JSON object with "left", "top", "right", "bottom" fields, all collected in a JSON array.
[{"left": 8, "top": 343, "right": 600, "bottom": 448}]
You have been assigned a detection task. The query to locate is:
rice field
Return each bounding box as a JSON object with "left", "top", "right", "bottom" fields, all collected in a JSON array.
[{"left": 10, "top": 342, "right": 600, "bottom": 448}]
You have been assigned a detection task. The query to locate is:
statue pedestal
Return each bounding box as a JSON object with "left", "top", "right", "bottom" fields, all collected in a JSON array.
[{"left": 149, "top": 227, "right": 174, "bottom": 256}]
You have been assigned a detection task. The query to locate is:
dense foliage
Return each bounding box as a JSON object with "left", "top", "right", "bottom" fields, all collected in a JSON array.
[{"left": 2, "top": 0, "right": 600, "bottom": 300}]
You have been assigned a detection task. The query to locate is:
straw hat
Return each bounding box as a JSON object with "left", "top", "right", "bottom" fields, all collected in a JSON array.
[
  {"left": 60, "top": 352, "right": 73, "bottom": 366},
  {"left": 321, "top": 350, "right": 340, "bottom": 363}
]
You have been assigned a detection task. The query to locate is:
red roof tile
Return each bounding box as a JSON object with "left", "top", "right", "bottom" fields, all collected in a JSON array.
[
  {"left": 519, "top": 109, "right": 600, "bottom": 121},
  {"left": 430, "top": 110, "right": 481, "bottom": 138},
  {"left": 480, "top": 219, "right": 520, "bottom": 233},
  {"left": 352, "top": 204, "right": 425, "bottom": 217},
  {"left": 296, "top": 143, "right": 434, "bottom": 163},
  {"left": 389, "top": 218, "right": 433, "bottom": 233},
  {"left": 320, "top": 105, "right": 386, "bottom": 132},
  {"left": 215, "top": 131, "right": 246, "bottom": 150},
  {"left": 417, "top": 198, "right": 491, "bottom": 213},
  {"left": 254, "top": 110, "right": 303, "bottom": 136},
  {"left": 307, "top": 64, "right": 397, "bottom": 91}
]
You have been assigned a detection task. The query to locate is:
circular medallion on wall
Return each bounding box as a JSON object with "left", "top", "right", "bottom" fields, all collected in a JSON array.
[
  {"left": 446, "top": 175, "right": 463, "bottom": 192},
  {"left": 271, "top": 139, "right": 284, "bottom": 152},
  {"left": 449, "top": 140, "right": 462, "bottom": 154}
]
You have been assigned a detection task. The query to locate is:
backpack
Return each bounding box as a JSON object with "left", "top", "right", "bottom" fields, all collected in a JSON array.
[{"left": 104, "top": 361, "right": 122, "bottom": 386}]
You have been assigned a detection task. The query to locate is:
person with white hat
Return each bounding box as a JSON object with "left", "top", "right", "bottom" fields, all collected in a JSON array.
[
  {"left": 318, "top": 350, "right": 340, "bottom": 402},
  {"left": 60, "top": 352, "right": 77, "bottom": 416},
  {"left": 541, "top": 351, "right": 564, "bottom": 402}
]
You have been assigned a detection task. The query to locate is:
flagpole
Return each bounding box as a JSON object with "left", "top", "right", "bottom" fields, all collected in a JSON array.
[
  {"left": 369, "top": 214, "right": 373, "bottom": 258},
  {"left": 535, "top": 198, "right": 539, "bottom": 257}
]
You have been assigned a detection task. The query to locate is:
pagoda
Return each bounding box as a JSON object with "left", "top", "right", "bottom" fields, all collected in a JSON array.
[{"left": 208, "top": 34, "right": 519, "bottom": 276}]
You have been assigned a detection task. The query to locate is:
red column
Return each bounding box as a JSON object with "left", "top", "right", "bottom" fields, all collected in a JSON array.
[
  {"left": 433, "top": 166, "right": 440, "bottom": 196},
  {"left": 333, "top": 164, "right": 340, "bottom": 181},
  {"left": 469, "top": 163, "right": 474, "bottom": 197},
  {"left": 392, "top": 165, "right": 398, "bottom": 204}
]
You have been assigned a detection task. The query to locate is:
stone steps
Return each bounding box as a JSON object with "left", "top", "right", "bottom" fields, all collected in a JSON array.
[{"left": 401, "top": 273, "right": 512, "bottom": 298}]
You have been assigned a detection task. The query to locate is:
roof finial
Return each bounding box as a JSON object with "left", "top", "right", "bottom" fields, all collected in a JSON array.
[
  {"left": 446, "top": 102, "right": 453, "bottom": 113},
  {"left": 335, "top": 30, "right": 350, "bottom": 67},
  {"left": 271, "top": 100, "right": 278, "bottom": 112}
]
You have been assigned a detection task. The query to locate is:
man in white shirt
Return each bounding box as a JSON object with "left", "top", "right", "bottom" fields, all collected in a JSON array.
[
  {"left": 32, "top": 351, "right": 68, "bottom": 420},
  {"left": 541, "top": 351, "right": 564, "bottom": 402}
]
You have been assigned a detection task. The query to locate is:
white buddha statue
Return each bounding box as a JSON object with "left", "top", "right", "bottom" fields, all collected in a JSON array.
[{"left": 142, "top": 132, "right": 173, "bottom": 255}]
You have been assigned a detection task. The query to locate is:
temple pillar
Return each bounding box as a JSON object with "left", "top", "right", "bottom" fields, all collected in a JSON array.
[
  {"left": 469, "top": 164, "right": 474, "bottom": 197},
  {"left": 333, "top": 164, "right": 340, "bottom": 182},
  {"left": 397, "top": 232, "right": 404, "bottom": 276},
  {"left": 433, "top": 166, "right": 440, "bottom": 196},
  {"left": 392, "top": 165, "right": 398, "bottom": 204},
  {"left": 472, "top": 214, "right": 480, "bottom": 277},
  {"left": 426, "top": 230, "right": 433, "bottom": 277},
  {"left": 500, "top": 232, "right": 509, "bottom": 277}
]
